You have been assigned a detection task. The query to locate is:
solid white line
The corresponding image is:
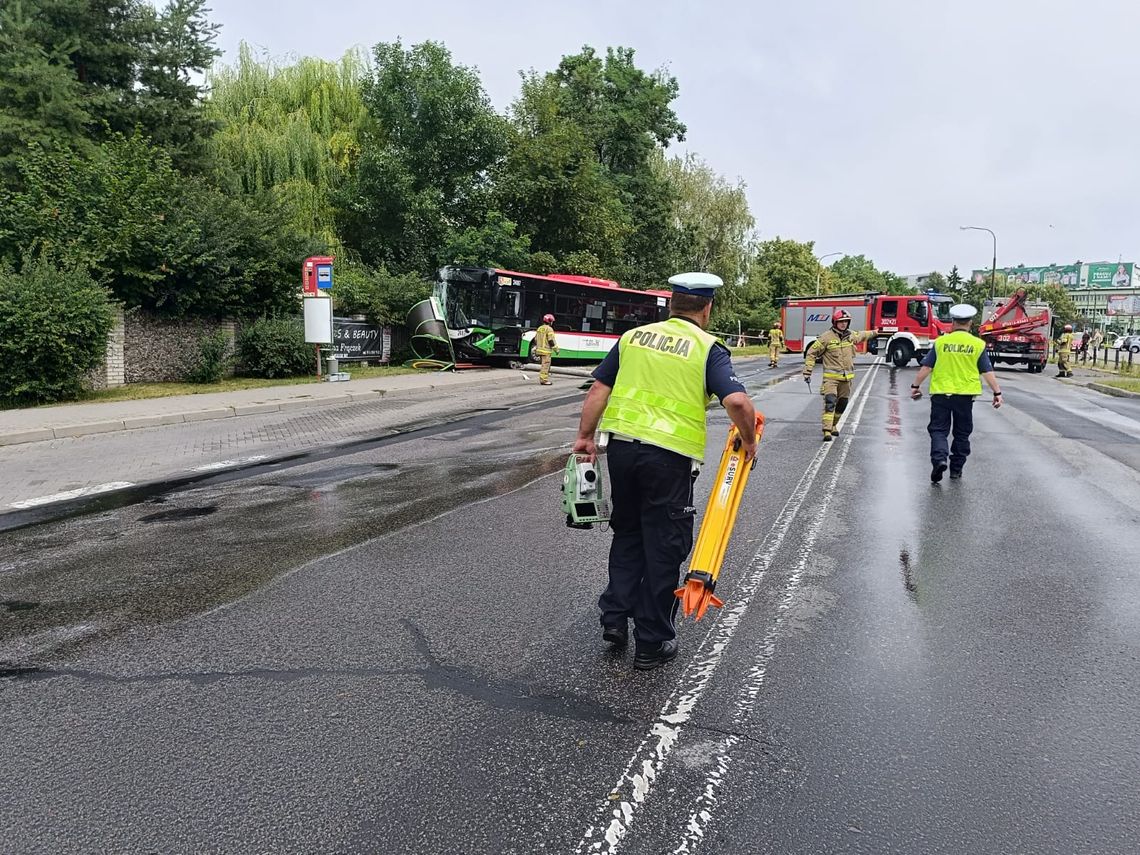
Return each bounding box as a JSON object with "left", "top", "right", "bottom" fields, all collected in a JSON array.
[
  {"left": 576, "top": 365, "right": 879, "bottom": 854},
  {"left": 9, "top": 481, "right": 135, "bottom": 510},
  {"left": 670, "top": 362, "right": 880, "bottom": 854},
  {"left": 189, "top": 454, "right": 270, "bottom": 472}
]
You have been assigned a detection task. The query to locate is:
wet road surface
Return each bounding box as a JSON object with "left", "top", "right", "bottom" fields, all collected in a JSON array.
[{"left": 1, "top": 358, "right": 1138, "bottom": 854}]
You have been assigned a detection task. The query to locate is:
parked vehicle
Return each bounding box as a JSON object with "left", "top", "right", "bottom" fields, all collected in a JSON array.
[
  {"left": 780, "top": 292, "right": 954, "bottom": 367},
  {"left": 1114, "top": 334, "right": 1140, "bottom": 353},
  {"left": 1069, "top": 331, "right": 1087, "bottom": 352}
]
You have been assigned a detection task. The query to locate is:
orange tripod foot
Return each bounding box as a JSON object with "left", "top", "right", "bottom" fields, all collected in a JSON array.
[{"left": 674, "top": 578, "right": 725, "bottom": 621}]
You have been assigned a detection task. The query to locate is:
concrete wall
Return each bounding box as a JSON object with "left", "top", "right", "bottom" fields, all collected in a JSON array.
[{"left": 85, "top": 305, "right": 127, "bottom": 390}]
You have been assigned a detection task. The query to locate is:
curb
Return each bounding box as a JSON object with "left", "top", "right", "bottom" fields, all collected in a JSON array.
[
  {"left": 0, "top": 371, "right": 538, "bottom": 448},
  {"left": 1087, "top": 382, "right": 1140, "bottom": 400}
]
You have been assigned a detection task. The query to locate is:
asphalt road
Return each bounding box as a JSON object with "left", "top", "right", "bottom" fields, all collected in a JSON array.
[{"left": 2, "top": 358, "right": 1138, "bottom": 854}]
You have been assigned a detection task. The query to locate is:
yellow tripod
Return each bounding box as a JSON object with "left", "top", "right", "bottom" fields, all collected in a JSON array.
[{"left": 675, "top": 413, "right": 765, "bottom": 620}]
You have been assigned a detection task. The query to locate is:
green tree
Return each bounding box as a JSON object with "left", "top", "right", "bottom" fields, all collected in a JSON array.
[
  {"left": 752, "top": 238, "right": 819, "bottom": 301},
  {"left": 440, "top": 211, "right": 532, "bottom": 270},
  {"left": 925, "top": 271, "right": 948, "bottom": 292},
  {"left": 0, "top": 0, "right": 219, "bottom": 179},
  {"left": 946, "top": 265, "right": 964, "bottom": 294},
  {"left": 340, "top": 40, "right": 508, "bottom": 274},
  {"left": 495, "top": 73, "right": 631, "bottom": 275},
  {"left": 206, "top": 44, "right": 370, "bottom": 246},
  {"left": 654, "top": 151, "right": 754, "bottom": 289}
]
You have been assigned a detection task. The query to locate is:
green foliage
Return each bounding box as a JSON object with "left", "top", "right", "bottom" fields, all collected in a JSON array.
[
  {"left": 441, "top": 211, "right": 532, "bottom": 270},
  {"left": 0, "top": 259, "right": 113, "bottom": 406},
  {"left": 946, "top": 265, "right": 964, "bottom": 293},
  {"left": 0, "top": 0, "right": 219, "bottom": 180},
  {"left": 206, "top": 44, "right": 370, "bottom": 245},
  {"left": 237, "top": 318, "right": 313, "bottom": 378},
  {"left": 829, "top": 254, "right": 915, "bottom": 296},
  {"left": 185, "top": 330, "right": 232, "bottom": 383},
  {"left": 0, "top": 133, "right": 309, "bottom": 318},
  {"left": 325, "top": 262, "right": 429, "bottom": 326},
  {"left": 924, "top": 271, "right": 948, "bottom": 292},
  {"left": 340, "top": 40, "right": 508, "bottom": 273},
  {"left": 752, "top": 238, "right": 819, "bottom": 301}
]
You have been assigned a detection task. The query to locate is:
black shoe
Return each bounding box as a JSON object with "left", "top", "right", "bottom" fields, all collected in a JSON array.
[
  {"left": 822, "top": 433, "right": 832, "bottom": 442},
  {"left": 634, "top": 639, "right": 679, "bottom": 671},
  {"left": 831, "top": 426, "right": 840, "bottom": 437},
  {"left": 931, "top": 463, "right": 947, "bottom": 483},
  {"left": 949, "top": 469, "right": 962, "bottom": 480},
  {"left": 602, "top": 624, "right": 628, "bottom": 647}
]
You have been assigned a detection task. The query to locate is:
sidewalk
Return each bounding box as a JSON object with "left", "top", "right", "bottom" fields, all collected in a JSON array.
[{"left": 0, "top": 368, "right": 532, "bottom": 447}]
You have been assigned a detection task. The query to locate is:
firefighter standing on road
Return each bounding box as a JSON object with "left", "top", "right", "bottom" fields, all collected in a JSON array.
[
  {"left": 571, "top": 272, "right": 758, "bottom": 671},
  {"left": 534, "top": 314, "right": 560, "bottom": 385},
  {"left": 802, "top": 310, "right": 879, "bottom": 441},
  {"left": 909, "top": 304, "right": 1002, "bottom": 483},
  {"left": 768, "top": 322, "right": 784, "bottom": 368},
  {"left": 1056, "top": 324, "right": 1074, "bottom": 378}
]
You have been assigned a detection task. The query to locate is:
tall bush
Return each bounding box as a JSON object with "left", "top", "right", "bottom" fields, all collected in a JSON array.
[
  {"left": 237, "top": 317, "right": 313, "bottom": 378},
  {"left": 0, "top": 260, "right": 113, "bottom": 406}
]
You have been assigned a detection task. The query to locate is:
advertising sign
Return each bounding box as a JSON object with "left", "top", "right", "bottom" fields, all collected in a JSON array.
[
  {"left": 332, "top": 318, "right": 390, "bottom": 361},
  {"left": 1081, "top": 262, "right": 1133, "bottom": 289},
  {"left": 1106, "top": 295, "right": 1140, "bottom": 316},
  {"left": 972, "top": 265, "right": 1080, "bottom": 287}
]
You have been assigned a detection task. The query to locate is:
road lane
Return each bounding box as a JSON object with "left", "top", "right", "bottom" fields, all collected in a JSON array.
[{"left": 2, "top": 359, "right": 1137, "bottom": 854}]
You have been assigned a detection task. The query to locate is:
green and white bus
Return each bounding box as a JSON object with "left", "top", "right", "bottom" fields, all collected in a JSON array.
[{"left": 408, "top": 266, "right": 672, "bottom": 365}]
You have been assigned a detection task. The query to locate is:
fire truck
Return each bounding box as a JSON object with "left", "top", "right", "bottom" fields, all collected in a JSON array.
[
  {"left": 781, "top": 292, "right": 954, "bottom": 367},
  {"left": 979, "top": 289, "right": 1051, "bottom": 373}
]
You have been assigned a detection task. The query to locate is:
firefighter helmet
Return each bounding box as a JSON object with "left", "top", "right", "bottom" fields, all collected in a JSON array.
[
  {"left": 543, "top": 314, "right": 555, "bottom": 324},
  {"left": 832, "top": 310, "right": 852, "bottom": 326},
  {"left": 1063, "top": 323, "right": 1073, "bottom": 332}
]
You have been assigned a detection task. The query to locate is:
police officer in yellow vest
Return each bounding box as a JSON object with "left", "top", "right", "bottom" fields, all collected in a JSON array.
[
  {"left": 768, "top": 322, "right": 784, "bottom": 368},
  {"left": 1055, "top": 324, "right": 1074, "bottom": 378},
  {"left": 909, "top": 304, "right": 1003, "bottom": 483},
  {"left": 802, "top": 310, "right": 879, "bottom": 441},
  {"left": 534, "top": 313, "right": 560, "bottom": 385},
  {"left": 572, "top": 272, "right": 758, "bottom": 670}
]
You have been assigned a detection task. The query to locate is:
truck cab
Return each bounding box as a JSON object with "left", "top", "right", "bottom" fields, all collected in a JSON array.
[{"left": 871, "top": 294, "right": 953, "bottom": 367}]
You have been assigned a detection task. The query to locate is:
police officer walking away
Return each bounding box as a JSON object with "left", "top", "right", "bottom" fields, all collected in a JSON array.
[
  {"left": 534, "top": 313, "right": 560, "bottom": 385},
  {"left": 768, "top": 321, "right": 784, "bottom": 368},
  {"left": 1056, "top": 324, "right": 1074, "bottom": 377},
  {"left": 802, "top": 310, "right": 879, "bottom": 441},
  {"left": 909, "top": 304, "right": 1002, "bottom": 483},
  {"left": 571, "top": 273, "right": 758, "bottom": 670}
]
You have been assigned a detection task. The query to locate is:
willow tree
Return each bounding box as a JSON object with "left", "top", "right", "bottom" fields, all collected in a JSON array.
[{"left": 205, "top": 43, "right": 370, "bottom": 247}]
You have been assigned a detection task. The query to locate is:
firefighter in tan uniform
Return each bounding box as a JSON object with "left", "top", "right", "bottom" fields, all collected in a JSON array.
[
  {"left": 534, "top": 313, "right": 560, "bottom": 385},
  {"left": 768, "top": 322, "right": 784, "bottom": 368},
  {"left": 802, "top": 310, "right": 879, "bottom": 441},
  {"left": 1055, "top": 324, "right": 1073, "bottom": 378}
]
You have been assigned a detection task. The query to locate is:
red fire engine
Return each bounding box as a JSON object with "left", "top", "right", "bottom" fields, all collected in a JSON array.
[{"left": 781, "top": 292, "right": 954, "bottom": 367}]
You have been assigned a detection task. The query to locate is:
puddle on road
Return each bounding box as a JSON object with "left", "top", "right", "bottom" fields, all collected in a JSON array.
[{"left": 137, "top": 506, "right": 218, "bottom": 523}]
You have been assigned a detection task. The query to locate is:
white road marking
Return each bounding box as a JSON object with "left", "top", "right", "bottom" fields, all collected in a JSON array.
[
  {"left": 8, "top": 482, "right": 135, "bottom": 510},
  {"left": 576, "top": 364, "right": 880, "bottom": 854},
  {"left": 189, "top": 455, "right": 269, "bottom": 472},
  {"left": 671, "top": 361, "right": 880, "bottom": 854}
]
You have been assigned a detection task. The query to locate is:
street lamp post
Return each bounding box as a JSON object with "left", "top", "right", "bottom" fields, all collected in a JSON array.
[
  {"left": 960, "top": 226, "right": 997, "bottom": 302},
  {"left": 816, "top": 252, "right": 844, "bottom": 296}
]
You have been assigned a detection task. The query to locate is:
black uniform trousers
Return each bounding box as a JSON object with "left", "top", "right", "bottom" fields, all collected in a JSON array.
[
  {"left": 599, "top": 438, "right": 696, "bottom": 648},
  {"left": 928, "top": 394, "right": 975, "bottom": 472}
]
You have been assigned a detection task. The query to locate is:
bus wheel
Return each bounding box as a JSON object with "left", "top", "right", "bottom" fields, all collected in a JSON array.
[{"left": 890, "top": 341, "right": 914, "bottom": 368}]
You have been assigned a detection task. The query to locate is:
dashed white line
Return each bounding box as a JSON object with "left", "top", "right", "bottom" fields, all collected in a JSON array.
[
  {"left": 576, "top": 364, "right": 880, "bottom": 854},
  {"left": 8, "top": 482, "right": 135, "bottom": 510}
]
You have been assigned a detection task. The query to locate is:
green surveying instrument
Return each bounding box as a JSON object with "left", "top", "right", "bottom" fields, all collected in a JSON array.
[{"left": 560, "top": 453, "right": 610, "bottom": 529}]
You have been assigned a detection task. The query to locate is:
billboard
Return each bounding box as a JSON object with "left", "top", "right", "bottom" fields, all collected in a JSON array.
[
  {"left": 971, "top": 264, "right": 1080, "bottom": 287},
  {"left": 1106, "top": 295, "right": 1140, "bottom": 316},
  {"left": 1081, "top": 262, "right": 1134, "bottom": 289}
]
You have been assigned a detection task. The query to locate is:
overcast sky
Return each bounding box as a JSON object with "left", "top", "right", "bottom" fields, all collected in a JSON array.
[{"left": 206, "top": 0, "right": 1138, "bottom": 276}]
